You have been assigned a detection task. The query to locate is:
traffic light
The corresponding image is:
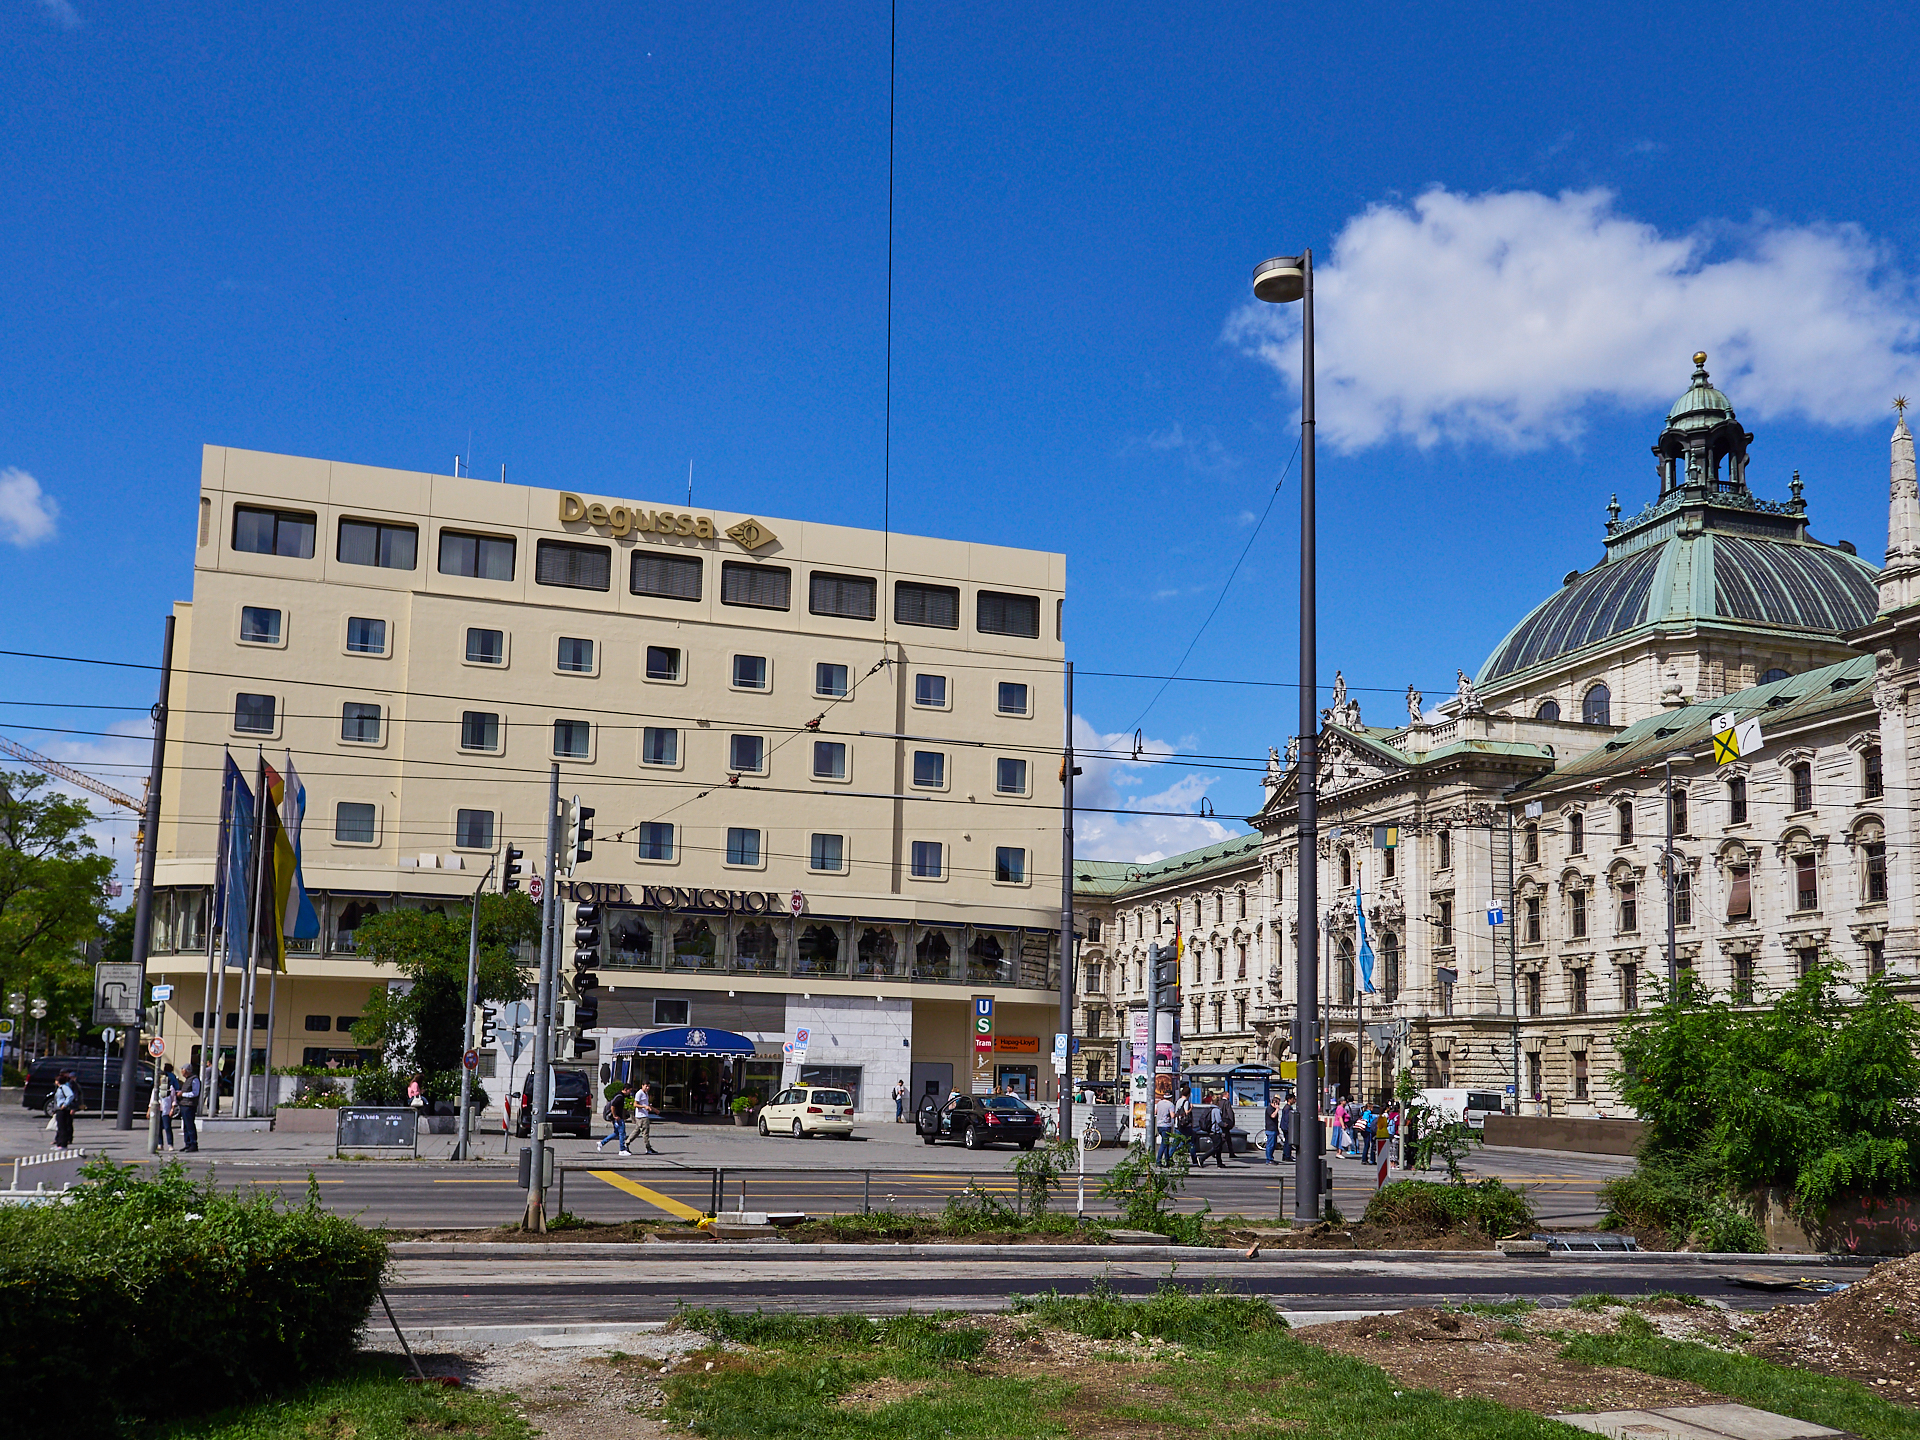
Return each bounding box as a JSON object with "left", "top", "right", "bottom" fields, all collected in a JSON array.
[
  {"left": 479, "top": 1004, "right": 499, "bottom": 1047},
  {"left": 557, "top": 904, "right": 603, "bottom": 1058},
  {"left": 1152, "top": 942, "right": 1181, "bottom": 1009},
  {"left": 563, "top": 796, "right": 595, "bottom": 875},
  {"left": 503, "top": 845, "right": 525, "bottom": 892}
]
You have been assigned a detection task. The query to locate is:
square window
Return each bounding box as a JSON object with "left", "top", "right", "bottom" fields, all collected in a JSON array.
[
  {"left": 997, "top": 681, "right": 1029, "bottom": 715},
  {"left": 815, "top": 662, "right": 849, "bottom": 698},
  {"left": 240, "top": 606, "right": 281, "bottom": 644},
  {"left": 645, "top": 645, "right": 682, "bottom": 681},
  {"left": 995, "top": 757, "right": 1027, "bottom": 794},
  {"left": 340, "top": 702, "right": 382, "bottom": 744},
  {"left": 977, "top": 590, "right": 1040, "bottom": 638},
  {"left": 553, "top": 719, "right": 591, "bottom": 758},
  {"left": 813, "top": 740, "right": 847, "bottom": 780},
  {"left": 720, "top": 560, "right": 791, "bottom": 610},
  {"left": 995, "top": 847, "right": 1027, "bottom": 883},
  {"left": 912, "top": 751, "right": 945, "bottom": 788},
  {"left": 914, "top": 674, "right": 948, "bottom": 707},
  {"left": 535, "top": 538, "right": 611, "bottom": 591},
  {"left": 232, "top": 505, "right": 316, "bottom": 558},
  {"left": 810, "top": 833, "right": 845, "bottom": 872},
  {"left": 808, "top": 571, "right": 876, "bottom": 620},
  {"left": 337, "top": 518, "right": 418, "bottom": 570},
  {"left": 631, "top": 551, "right": 703, "bottom": 600},
  {"left": 653, "top": 997, "right": 689, "bottom": 1026},
  {"left": 461, "top": 711, "right": 500, "bottom": 752},
  {"left": 346, "top": 617, "right": 387, "bottom": 654},
  {"left": 303, "top": 1014, "right": 331, "bottom": 1032},
  {"left": 455, "top": 809, "right": 495, "bottom": 849},
  {"left": 896, "top": 581, "right": 959, "bottom": 629},
  {"left": 910, "top": 840, "right": 943, "bottom": 878},
  {"left": 335, "top": 802, "right": 376, "bottom": 844},
  {"left": 438, "top": 530, "right": 516, "bottom": 581},
  {"left": 730, "top": 734, "right": 766, "bottom": 773},
  {"left": 556, "top": 636, "right": 595, "bottom": 673},
  {"left": 638, "top": 822, "right": 675, "bottom": 861},
  {"left": 641, "top": 727, "right": 678, "bottom": 766},
  {"left": 466, "top": 627, "right": 505, "bottom": 665},
  {"left": 725, "top": 827, "right": 761, "bottom": 865},
  {"left": 732, "top": 654, "right": 768, "bottom": 690},
  {"left": 234, "top": 693, "right": 276, "bottom": 734}
]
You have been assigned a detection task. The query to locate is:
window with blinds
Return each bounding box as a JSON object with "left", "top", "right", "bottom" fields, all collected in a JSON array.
[
  {"left": 631, "top": 551, "right": 703, "bottom": 601},
  {"left": 809, "top": 571, "right": 876, "bottom": 620},
  {"left": 895, "top": 581, "right": 959, "bottom": 629},
  {"left": 721, "top": 561, "right": 791, "bottom": 610},
  {"left": 977, "top": 589, "right": 1040, "bottom": 638},
  {"left": 535, "top": 539, "right": 611, "bottom": 591}
]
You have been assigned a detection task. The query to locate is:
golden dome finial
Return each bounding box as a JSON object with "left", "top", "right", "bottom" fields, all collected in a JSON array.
[{"left": 1693, "top": 351, "right": 1708, "bottom": 367}]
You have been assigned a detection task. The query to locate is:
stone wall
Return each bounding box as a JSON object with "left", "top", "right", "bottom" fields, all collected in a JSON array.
[{"left": 1481, "top": 1113, "right": 1643, "bottom": 1155}]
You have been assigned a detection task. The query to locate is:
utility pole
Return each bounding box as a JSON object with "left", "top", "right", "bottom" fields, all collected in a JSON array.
[
  {"left": 118, "top": 615, "right": 174, "bottom": 1129},
  {"left": 1057, "top": 660, "right": 1077, "bottom": 1138},
  {"left": 523, "top": 766, "right": 560, "bottom": 1231},
  {"left": 456, "top": 859, "right": 495, "bottom": 1161}
]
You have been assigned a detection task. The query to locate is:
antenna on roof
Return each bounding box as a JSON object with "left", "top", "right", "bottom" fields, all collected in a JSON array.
[{"left": 687, "top": 459, "right": 693, "bottom": 507}]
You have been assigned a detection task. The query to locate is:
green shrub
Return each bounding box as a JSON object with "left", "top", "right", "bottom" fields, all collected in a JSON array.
[
  {"left": 1363, "top": 1178, "right": 1534, "bottom": 1236},
  {"left": 1098, "top": 1142, "right": 1209, "bottom": 1244},
  {"left": 730, "top": 1093, "right": 759, "bottom": 1114},
  {"left": 1599, "top": 1153, "right": 1764, "bottom": 1252},
  {"left": 824, "top": 1208, "right": 925, "bottom": 1239},
  {"left": 1012, "top": 1278, "right": 1284, "bottom": 1346},
  {"left": 0, "top": 1159, "right": 387, "bottom": 1432}
]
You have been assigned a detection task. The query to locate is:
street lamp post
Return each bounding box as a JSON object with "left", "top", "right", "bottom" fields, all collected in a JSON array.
[{"left": 1253, "top": 251, "right": 1320, "bottom": 1224}]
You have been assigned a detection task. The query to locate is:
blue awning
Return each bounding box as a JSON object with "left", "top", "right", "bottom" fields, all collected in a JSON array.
[{"left": 612, "top": 1027, "right": 759, "bottom": 1058}]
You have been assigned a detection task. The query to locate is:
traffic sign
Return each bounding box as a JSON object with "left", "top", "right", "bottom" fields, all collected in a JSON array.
[
  {"left": 93, "top": 963, "right": 142, "bottom": 1026},
  {"left": 1487, "top": 907, "right": 1504, "bottom": 927},
  {"left": 0, "top": 1019, "right": 11, "bottom": 1037},
  {"left": 529, "top": 873, "right": 545, "bottom": 901},
  {"left": 151, "top": 984, "right": 173, "bottom": 1002},
  {"left": 101, "top": 1027, "right": 118, "bottom": 1046},
  {"left": 463, "top": 1048, "right": 480, "bottom": 1071},
  {"left": 148, "top": 1037, "right": 165, "bottom": 1057}
]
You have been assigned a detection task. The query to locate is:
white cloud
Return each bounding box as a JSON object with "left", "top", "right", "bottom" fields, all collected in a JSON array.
[
  {"left": 32, "top": 0, "right": 81, "bottom": 29},
  {"left": 0, "top": 468, "right": 59, "bottom": 547},
  {"left": 1224, "top": 187, "right": 1920, "bottom": 451},
  {"left": 1125, "top": 421, "right": 1237, "bottom": 474},
  {"left": 1071, "top": 715, "right": 1241, "bottom": 863}
]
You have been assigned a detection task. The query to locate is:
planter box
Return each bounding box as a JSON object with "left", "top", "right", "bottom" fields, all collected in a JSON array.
[{"left": 733, "top": 1111, "right": 759, "bottom": 1126}]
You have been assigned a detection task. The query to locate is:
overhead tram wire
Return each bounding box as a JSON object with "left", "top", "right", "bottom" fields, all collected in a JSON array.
[{"left": 1118, "top": 435, "right": 1301, "bottom": 739}]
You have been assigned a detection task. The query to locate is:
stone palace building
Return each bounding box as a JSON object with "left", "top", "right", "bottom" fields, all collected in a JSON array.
[{"left": 1075, "top": 358, "right": 1920, "bottom": 1116}]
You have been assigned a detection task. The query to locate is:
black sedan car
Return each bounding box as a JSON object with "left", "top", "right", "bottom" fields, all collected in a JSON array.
[
  {"left": 515, "top": 1066, "right": 595, "bottom": 1138},
  {"left": 917, "top": 1092, "right": 1043, "bottom": 1150}
]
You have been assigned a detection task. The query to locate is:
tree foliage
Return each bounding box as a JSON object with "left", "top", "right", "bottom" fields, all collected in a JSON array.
[
  {"left": 0, "top": 770, "right": 114, "bottom": 1040},
  {"left": 1615, "top": 962, "right": 1920, "bottom": 1213},
  {"left": 347, "top": 892, "right": 539, "bottom": 1074}
]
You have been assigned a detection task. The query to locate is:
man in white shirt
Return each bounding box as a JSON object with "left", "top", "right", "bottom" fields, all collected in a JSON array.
[
  {"left": 633, "top": 1083, "right": 659, "bottom": 1155},
  {"left": 1153, "top": 1093, "right": 1175, "bottom": 1165}
]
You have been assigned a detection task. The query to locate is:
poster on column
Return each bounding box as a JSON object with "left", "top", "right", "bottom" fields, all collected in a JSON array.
[{"left": 971, "top": 995, "right": 996, "bottom": 1094}]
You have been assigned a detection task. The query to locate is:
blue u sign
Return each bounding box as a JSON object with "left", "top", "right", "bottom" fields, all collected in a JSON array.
[{"left": 975, "top": 997, "right": 994, "bottom": 1018}]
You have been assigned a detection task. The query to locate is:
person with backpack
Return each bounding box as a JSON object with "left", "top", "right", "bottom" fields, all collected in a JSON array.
[
  {"left": 597, "top": 1084, "right": 635, "bottom": 1154},
  {"left": 1206, "top": 1099, "right": 1230, "bottom": 1168},
  {"left": 51, "top": 1070, "right": 77, "bottom": 1149},
  {"left": 1330, "top": 1098, "right": 1347, "bottom": 1156},
  {"left": 1358, "top": 1103, "right": 1377, "bottom": 1165}
]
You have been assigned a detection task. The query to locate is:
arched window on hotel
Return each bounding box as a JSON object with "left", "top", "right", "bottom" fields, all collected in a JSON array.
[{"left": 1582, "top": 683, "right": 1611, "bottom": 726}]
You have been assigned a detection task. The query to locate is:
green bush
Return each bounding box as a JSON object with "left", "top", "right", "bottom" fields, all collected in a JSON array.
[
  {"left": 1599, "top": 1152, "right": 1764, "bottom": 1251},
  {"left": 1012, "top": 1278, "right": 1284, "bottom": 1346},
  {"left": 0, "top": 1159, "right": 388, "bottom": 1432},
  {"left": 1363, "top": 1177, "right": 1534, "bottom": 1236},
  {"left": 1098, "top": 1142, "right": 1209, "bottom": 1244}
]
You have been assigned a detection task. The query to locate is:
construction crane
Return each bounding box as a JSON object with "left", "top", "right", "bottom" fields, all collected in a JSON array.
[{"left": 0, "top": 735, "right": 146, "bottom": 814}]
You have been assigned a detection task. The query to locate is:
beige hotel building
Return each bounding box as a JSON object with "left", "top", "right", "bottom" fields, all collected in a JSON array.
[{"left": 141, "top": 446, "right": 1067, "bottom": 1120}]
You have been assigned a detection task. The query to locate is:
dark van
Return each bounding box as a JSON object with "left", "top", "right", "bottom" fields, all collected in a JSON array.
[{"left": 23, "top": 1055, "right": 157, "bottom": 1114}]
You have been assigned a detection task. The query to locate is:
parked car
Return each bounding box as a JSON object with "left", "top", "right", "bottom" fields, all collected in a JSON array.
[
  {"left": 22, "top": 1055, "right": 156, "bottom": 1114},
  {"left": 515, "top": 1066, "right": 594, "bottom": 1138},
  {"left": 917, "top": 1092, "right": 1043, "bottom": 1150},
  {"left": 757, "top": 1085, "right": 855, "bottom": 1138}
]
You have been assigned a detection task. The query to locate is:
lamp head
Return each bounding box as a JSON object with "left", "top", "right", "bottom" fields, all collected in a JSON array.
[{"left": 1253, "top": 255, "right": 1306, "bottom": 304}]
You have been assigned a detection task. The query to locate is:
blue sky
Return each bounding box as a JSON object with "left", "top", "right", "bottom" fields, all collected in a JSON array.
[{"left": 4, "top": 2, "right": 1917, "bottom": 872}]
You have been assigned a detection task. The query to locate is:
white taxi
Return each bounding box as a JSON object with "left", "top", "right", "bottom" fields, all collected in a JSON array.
[{"left": 757, "top": 1085, "right": 856, "bottom": 1139}]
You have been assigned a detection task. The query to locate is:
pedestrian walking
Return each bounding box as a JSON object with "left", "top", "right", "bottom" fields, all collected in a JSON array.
[
  {"left": 1263, "top": 1094, "right": 1281, "bottom": 1163},
  {"left": 892, "top": 1080, "right": 907, "bottom": 1123},
  {"left": 51, "top": 1070, "right": 77, "bottom": 1150},
  {"left": 634, "top": 1082, "right": 659, "bottom": 1155},
  {"left": 1280, "top": 1095, "right": 1295, "bottom": 1163},
  {"left": 1153, "top": 1092, "right": 1175, "bottom": 1165},
  {"left": 1330, "top": 1099, "right": 1346, "bottom": 1156},
  {"left": 597, "top": 1085, "right": 635, "bottom": 1154},
  {"left": 179, "top": 1065, "right": 202, "bottom": 1151},
  {"left": 157, "top": 1063, "right": 179, "bottom": 1151},
  {"left": 1206, "top": 1100, "right": 1229, "bottom": 1168},
  {"left": 1359, "top": 1103, "right": 1377, "bottom": 1165}
]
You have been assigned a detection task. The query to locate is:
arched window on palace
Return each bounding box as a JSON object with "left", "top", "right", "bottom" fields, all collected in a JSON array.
[
  {"left": 1337, "top": 938, "right": 1356, "bottom": 1005},
  {"left": 1583, "top": 683, "right": 1611, "bottom": 726},
  {"left": 1339, "top": 850, "right": 1352, "bottom": 888},
  {"left": 1536, "top": 699, "right": 1561, "bottom": 722}
]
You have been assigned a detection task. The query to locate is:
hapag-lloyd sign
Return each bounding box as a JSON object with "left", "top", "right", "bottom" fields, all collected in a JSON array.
[{"left": 558, "top": 879, "right": 798, "bottom": 915}]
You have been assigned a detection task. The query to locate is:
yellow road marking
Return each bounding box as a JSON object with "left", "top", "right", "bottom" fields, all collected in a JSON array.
[
  {"left": 245, "top": 1178, "right": 345, "bottom": 1184},
  {"left": 589, "top": 1170, "right": 706, "bottom": 1221}
]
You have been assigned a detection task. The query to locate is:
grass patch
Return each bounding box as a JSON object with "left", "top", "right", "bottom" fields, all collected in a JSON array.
[
  {"left": 675, "top": 1309, "right": 989, "bottom": 1363},
  {"left": 1363, "top": 1178, "right": 1534, "bottom": 1237},
  {"left": 1561, "top": 1327, "right": 1920, "bottom": 1440},
  {"left": 1012, "top": 1277, "right": 1286, "bottom": 1346},
  {"left": 148, "top": 1355, "right": 531, "bottom": 1438},
  {"left": 1450, "top": 1300, "right": 1539, "bottom": 1318}
]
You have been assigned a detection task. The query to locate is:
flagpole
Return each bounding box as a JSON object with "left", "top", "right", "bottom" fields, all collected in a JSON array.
[
  {"left": 200, "top": 756, "right": 231, "bottom": 1114},
  {"left": 238, "top": 748, "right": 270, "bottom": 1118},
  {"left": 210, "top": 915, "right": 229, "bottom": 1114}
]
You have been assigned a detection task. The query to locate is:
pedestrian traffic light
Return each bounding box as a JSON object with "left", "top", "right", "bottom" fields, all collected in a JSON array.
[
  {"left": 503, "top": 845, "right": 525, "bottom": 892},
  {"left": 564, "top": 797, "right": 595, "bottom": 875},
  {"left": 1152, "top": 943, "right": 1181, "bottom": 1009}
]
